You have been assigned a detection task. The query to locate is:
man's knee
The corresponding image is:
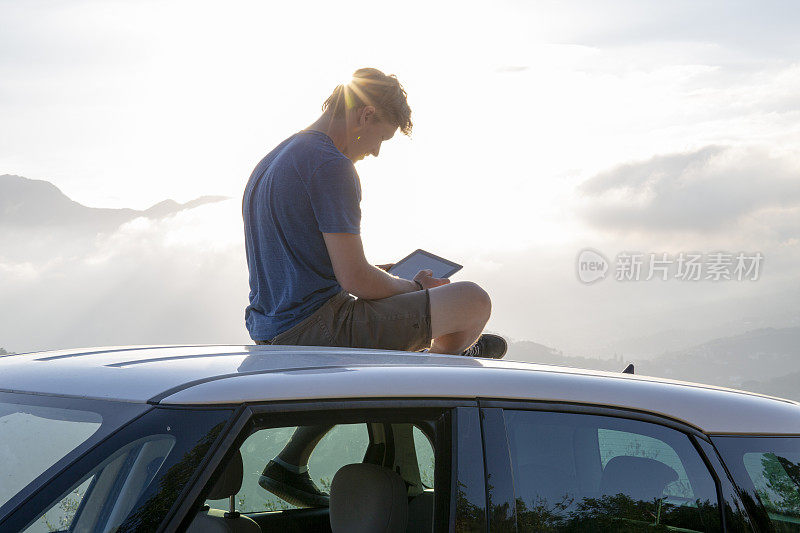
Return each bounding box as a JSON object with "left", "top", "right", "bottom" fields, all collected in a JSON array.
[{"left": 455, "top": 281, "right": 491, "bottom": 322}]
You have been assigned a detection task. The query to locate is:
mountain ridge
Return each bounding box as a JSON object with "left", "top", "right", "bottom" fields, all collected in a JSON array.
[{"left": 0, "top": 174, "right": 227, "bottom": 229}]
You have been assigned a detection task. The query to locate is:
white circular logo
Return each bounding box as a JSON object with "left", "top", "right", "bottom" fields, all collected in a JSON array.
[{"left": 576, "top": 248, "right": 609, "bottom": 284}]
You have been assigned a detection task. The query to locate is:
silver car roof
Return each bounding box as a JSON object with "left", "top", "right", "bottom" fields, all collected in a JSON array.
[{"left": 2, "top": 344, "right": 798, "bottom": 435}]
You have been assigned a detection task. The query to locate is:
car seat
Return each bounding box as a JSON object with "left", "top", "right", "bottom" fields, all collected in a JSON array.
[
  {"left": 187, "top": 450, "right": 260, "bottom": 533},
  {"left": 329, "top": 463, "right": 408, "bottom": 533},
  {"left": 599, "top": 456, "right": 679, "bottom": 502}
]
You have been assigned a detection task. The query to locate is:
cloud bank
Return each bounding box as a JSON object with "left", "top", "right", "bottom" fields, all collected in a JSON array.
[
  {"left": 0, "top": 199, "right": 251, "bottom": 352},
  {"left": 577, "top": 145, "right": 800, "bottom": 238}
]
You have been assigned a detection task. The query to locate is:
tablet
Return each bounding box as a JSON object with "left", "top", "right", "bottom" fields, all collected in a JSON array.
[{"left": 388, "top": 249, "right": 463, "bottom": 280}]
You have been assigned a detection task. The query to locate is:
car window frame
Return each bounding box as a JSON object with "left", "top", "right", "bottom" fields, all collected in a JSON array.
[
  {"left": 480, "top": 407, "right": 517, "bottom": 530},
  {"left": 169, "top": 398, "right": 478, "bottom": 533},
  {"left": 478, "top": 399, "right": 733, "bottom": 532},
  {"left": 695, "top": 438, "right": 756, "bottom": 532}
]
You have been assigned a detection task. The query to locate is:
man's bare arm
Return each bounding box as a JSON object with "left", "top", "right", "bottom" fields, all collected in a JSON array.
[
  {"left": 323, "top": 233, "right": 418, "bottom": 299},
  {"left": 324, "top": 233, "right": 450, "bottom": 299}
]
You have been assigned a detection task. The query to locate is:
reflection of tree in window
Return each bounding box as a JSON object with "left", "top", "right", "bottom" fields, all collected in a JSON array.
[
  {"left": 506, "top": 412, "right": 721, "bottom": 532},
  {"left": 39, "top": 480, "right": 92, "bottom": 532},
  {"left": 514, "top": 494, "right": 574, "bottom": 531},
  {"left": 455, "top": 480, "right": 485, "bottom": 532},
  {"left": 757, "top": 453, "right": 800, "bottom": 518},
  {"left": 515, "top": 493, "right": 719, "bottom": 532}
]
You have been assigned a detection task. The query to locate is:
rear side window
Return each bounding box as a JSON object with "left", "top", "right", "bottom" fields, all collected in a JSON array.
[
  {"left": 713, "top": 436, "right": 800, "bottom": 531},
  {"left": 504, "top": 410, "right": 722, "bottom": 532}
]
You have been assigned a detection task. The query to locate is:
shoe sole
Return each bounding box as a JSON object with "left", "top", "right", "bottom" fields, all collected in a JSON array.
[
  {"left": 258, "top": 475, "right": 330, "bottom": 508},
  {"left": 461, "top": 335, "right": 508, "bottom": 359},
  {"left": 485, "top": 336, "right": 508, "bottom": 359}
]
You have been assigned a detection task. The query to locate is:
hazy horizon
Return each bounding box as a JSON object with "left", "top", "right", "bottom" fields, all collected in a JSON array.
[{"left": 2, "top": 1, "right": 799, "bottom": 372}]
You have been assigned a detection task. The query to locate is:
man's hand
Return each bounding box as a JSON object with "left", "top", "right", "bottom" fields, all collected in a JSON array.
[{"left": 414, "top": 269, "right": 450, "bottom": 290}]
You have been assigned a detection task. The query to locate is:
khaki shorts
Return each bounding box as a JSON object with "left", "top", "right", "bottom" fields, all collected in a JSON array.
[{"left": 256, "top": 290, "right": 432, "bottom": 352}]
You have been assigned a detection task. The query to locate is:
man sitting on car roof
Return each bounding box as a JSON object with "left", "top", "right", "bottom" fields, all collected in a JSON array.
[
  {"left": 242, "top": 67, "right": 505, "bottom": 358},
  {"left": 242, "top": 67, "right": 506, "bottom": 506}
]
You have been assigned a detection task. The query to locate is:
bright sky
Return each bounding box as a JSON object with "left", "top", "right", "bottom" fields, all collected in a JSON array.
[
  {"left": 3, "top": 0, "right": 797, "bottom": 253},
  {"left": 2, "top": 0, "right": 799, "bottom": 352}
]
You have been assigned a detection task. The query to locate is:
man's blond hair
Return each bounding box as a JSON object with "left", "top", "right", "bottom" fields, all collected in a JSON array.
[{"left": 322, "top": 68, "right": 413, "bottom": 136}]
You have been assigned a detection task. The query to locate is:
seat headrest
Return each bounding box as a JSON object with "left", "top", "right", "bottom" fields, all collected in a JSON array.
[
  {"left": 208, "top": 450, "right": 244, "bottom": 500},
  {"left": 600, "top": 456, "right": 679, "bottom": 502},
  {"left": 330, "top": 463, "right": 408, "bottom": 533}
]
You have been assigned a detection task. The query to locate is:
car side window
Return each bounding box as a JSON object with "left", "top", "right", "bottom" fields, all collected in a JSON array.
[
  {"left": 504, "top": 410, "right": 722, "bottom": 532},
  {"left": 206, "top": 423, "right": 369, "bottom": 512},
  {"left": 196, "top": 411, "right": 446, "bottom": 533}
]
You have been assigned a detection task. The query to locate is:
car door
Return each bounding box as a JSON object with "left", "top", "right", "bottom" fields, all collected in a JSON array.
[{"left": 479, "top": 402, "right": 756, "bottom": 532}]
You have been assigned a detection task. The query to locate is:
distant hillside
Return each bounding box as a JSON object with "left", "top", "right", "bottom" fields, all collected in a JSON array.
[
  {"left": 506, "top": 327, "right": 800, "bottom": 401},
  {"left": 740, "top": 371, "right": 800, "bottom": 400},
  {"left": 506, "top": 340, "right": 624, "bottom": 372},
  {"left": 0, "top": 174, "right": 227, "bottom": 230},
  {"left": 637, "top": 327, "right": 800, "bottom": 388},
  {"left": 0, "top": 347, "right": 7, "bottom": 355}
]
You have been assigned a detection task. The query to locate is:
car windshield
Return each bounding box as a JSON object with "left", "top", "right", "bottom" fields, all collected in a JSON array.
[
  {"left": 0, "top": 392, "right": 146, "bottom": 522},
  {"left": 713, "top": 436, "right": 800, "bottom": 531}
]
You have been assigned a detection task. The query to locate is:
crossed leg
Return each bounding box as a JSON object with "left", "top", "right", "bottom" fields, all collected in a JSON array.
[
  {"left": 428, "top": 281, "right": 492, "bottom": 354},
  {"left": 274, "top": 425, "right": 333, "bottom": 467}
]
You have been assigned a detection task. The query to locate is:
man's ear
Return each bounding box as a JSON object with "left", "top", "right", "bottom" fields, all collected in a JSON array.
[{"left": 360, "top": 105, "right": 376, "bottom": 125}]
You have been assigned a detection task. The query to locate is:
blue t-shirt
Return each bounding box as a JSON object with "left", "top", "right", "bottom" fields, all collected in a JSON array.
[{"left": 243, "top": 130, "right": 361, "bottom": 341}]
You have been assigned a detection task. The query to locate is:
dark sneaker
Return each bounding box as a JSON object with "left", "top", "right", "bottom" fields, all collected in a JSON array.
[
  {"left": 258, "top": 460, "right": 329, "bottom": 508},
  {"left": 461, "top": 334, "right": 507, "bottom": 359}
]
